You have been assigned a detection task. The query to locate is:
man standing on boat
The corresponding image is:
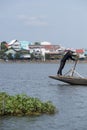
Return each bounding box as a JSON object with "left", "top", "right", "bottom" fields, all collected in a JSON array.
[{"left": 57, "top": 50, "right": 78, "bottom": 76}]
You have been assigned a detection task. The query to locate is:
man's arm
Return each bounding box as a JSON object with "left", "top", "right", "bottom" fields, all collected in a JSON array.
[
  {"left": 70, "top": 53, "right": 79, "bottom": 61},
  {"left": 70, "top": 55, "right": 76, "bottom": 61}
]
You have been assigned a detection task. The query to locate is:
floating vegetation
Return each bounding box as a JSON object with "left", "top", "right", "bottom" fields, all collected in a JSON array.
[{"left": 0, "top": 92, "right": 57, "bottom": 116}]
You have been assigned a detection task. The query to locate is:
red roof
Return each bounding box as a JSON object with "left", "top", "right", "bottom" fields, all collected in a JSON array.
[
  {"left": 43, "top": 45, "right": 60, "bottom": 50},
  {"left": 76, "top": 49, "right": 84, "bottom": 54},
  {"left": 29, "top": 45, "right": 60, "bottom": 51}
]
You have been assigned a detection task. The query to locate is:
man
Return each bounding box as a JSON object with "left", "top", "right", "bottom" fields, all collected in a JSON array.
[{"left": 57, "top": 50, "right": 78, "bottom": 76}]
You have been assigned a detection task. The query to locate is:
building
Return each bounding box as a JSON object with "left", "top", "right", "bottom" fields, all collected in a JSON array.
[{"left": 76, "top": 49, "right": 86, "bottom": 59}]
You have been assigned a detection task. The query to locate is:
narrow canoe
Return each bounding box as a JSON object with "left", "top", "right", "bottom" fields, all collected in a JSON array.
[{"left": 49, "top": 75, "right": 87, "bottom": 85}]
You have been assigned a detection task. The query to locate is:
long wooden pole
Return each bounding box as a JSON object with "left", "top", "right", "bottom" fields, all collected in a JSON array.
[{"left": 71, "top": 60, "right": 78, "bottom": 76}]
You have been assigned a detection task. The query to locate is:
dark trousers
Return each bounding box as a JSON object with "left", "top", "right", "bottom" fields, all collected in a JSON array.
[{"left": 57, "top": 61, "right": 66, "bottom": 75}]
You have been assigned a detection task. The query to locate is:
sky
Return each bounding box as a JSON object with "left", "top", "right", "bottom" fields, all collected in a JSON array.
[{"left": 0, "top": 0, "right": 87, "bottom": 49}]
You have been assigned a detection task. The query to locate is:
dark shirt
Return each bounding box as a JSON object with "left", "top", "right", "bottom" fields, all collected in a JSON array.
[{"left": 61, "top": 51, "right": 75, "bottom": 62}]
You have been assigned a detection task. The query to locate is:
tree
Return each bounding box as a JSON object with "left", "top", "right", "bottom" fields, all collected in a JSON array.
[
  {"left": 34, "top": 42, "right": 41, "bottom": 45},
  {"left": 1, "top": 41, "right": 8, "bottom": 50}
]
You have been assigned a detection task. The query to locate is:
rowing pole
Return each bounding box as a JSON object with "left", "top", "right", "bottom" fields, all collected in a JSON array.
[{"left": 71, "top": 60, "right": 78, "bottom": 76}]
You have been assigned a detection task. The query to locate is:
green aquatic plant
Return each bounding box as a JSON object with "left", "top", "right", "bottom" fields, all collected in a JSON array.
[
  {"left": 0, "top": 92, "right": 57, "bottom": 116},
  {"left": 42, "top": 101, "right": 56, "bottom": 114}
]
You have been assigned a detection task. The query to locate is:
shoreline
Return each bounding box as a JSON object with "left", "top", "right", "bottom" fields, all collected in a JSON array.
[{"left": 0, "top": 59, "right": 87, "bottom": 64}]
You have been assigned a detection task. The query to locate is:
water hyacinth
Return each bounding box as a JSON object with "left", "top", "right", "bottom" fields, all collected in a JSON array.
[{"left": 0, "top": 92, "right": 57, "bottom": 116}]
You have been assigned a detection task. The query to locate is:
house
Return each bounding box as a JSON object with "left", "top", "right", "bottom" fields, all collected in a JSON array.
[
  {"left": 76, "top": 49, "right": 84, "bottom": 54},
  {"left": 5, "top": 49, "right": 16, "bottom": 55},
  {"left": 4, "top": 49, "right": 17, "bottom": 60},
  {"left": 84, "top": 49, "right": 87, "bottom": 56},
  {"left": 7, "top": 40, "right": 31, "bottom": 51},
  {"left": 29, "top": 44, "right": 64, "bottom": 61},
  {"left": 76, "top": 49, "right": 86, "bottom": 59},
  {"left": 8, "top": 40, "right": 21, "bottom": 51},
  {"left": 19, "top": 41, "right": 31, "bottom": 50}
]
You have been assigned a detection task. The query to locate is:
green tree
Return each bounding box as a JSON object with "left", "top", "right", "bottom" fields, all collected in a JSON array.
[
  {"left": 34, "top": 42, "right": 41, "bottom": 45},
  {"left": 1, "top": 41, "right": 8, "bottom": 50}
]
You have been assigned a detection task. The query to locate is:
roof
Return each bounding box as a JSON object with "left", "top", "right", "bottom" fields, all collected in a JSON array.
[
  {"left": 5, "top": 49, "right": 16, "bottom": 55},
  {"left": 29, "top": 45, "right": 60, "bottom": 51},
  {"left": 76, "top": 49, "right": 84, "bottom": 54},
  {"left": 41, "top": 41, "right": 51, "bottom": 45}
]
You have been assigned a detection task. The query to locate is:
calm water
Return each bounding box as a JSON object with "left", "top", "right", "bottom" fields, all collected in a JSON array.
[{"left": 0, "top": 62, "right": 87, "bottom": 130}]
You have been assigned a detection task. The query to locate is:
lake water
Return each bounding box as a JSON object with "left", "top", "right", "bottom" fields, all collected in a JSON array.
[{"left": 0, "top": 62, "right": 87, "bottom": 130}]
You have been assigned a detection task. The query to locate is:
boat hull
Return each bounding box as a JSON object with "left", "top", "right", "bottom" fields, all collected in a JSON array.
[{"left": 49, "top": 75, "right": 87, "bottom": 85}]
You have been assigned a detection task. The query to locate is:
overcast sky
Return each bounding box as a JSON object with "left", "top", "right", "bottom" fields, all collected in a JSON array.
[{"left": 0, "top": 0, "right": 87, "bottom": 49}]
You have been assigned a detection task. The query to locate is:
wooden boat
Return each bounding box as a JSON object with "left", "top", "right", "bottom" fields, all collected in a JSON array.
[
  {"left": 49, "top": 75, "right": 87, "bottom": 85},
  {"left": 49, "top": 61, "right": 87, "bottom": 85}
]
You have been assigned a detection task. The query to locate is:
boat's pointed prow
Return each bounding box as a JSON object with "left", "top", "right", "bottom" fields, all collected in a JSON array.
[{"left": 49, "top": 75, "right": 87, "bottom": 85}]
